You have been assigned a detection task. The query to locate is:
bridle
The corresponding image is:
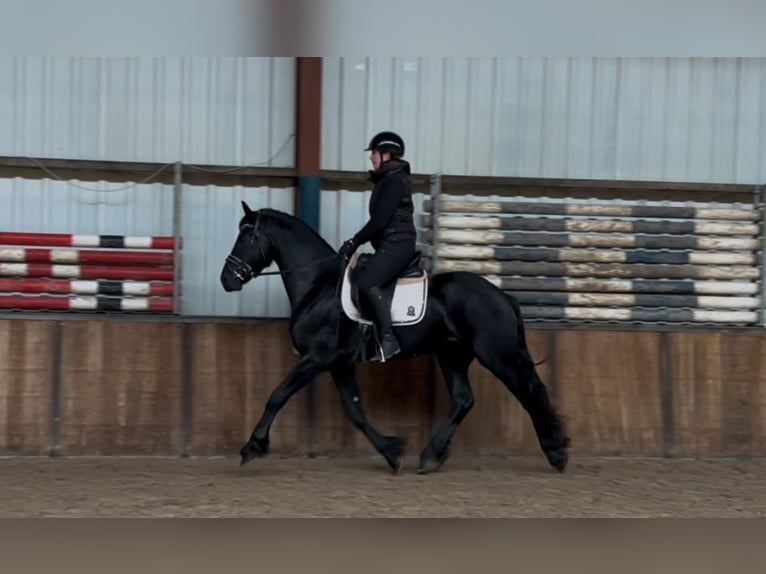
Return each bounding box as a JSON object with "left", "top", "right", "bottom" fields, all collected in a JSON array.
[
  {"left": 224, "top": 210, "right": 338, "bottom": 281},
  {"left": 224, "top": 209, "right": 351, "bottom": 354}
]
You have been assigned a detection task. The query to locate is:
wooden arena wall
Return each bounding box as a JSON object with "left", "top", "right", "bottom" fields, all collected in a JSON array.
[{"left": 1, "top": 316, "right": 765, "bottom": 459}]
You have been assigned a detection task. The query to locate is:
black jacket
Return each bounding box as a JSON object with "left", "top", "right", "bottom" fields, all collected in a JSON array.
[{"left": 352, "top": 159, "right": 417, "bottom": 251}]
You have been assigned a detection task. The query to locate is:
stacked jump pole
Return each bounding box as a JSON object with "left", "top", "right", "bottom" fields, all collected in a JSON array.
[
  {"left": 421, "top": 179, "right": 765, "bottom": 327},
  {"left": 0, "top": 231, "right": 179, "bottom": 313}
]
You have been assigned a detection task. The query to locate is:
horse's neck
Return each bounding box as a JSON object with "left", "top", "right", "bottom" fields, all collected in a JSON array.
[{"left": 270, "top": 220, "right": 337, "bottom": 312}]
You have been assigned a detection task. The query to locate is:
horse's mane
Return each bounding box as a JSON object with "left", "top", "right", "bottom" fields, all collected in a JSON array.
[
  {"left": 258, "top": 208, "right": 342, "bottom": 315},
  {"left": 260, "top": 208, "right": 337, "bottom": 256}
]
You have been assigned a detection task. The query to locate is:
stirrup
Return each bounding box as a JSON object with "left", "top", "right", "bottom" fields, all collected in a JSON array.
[{"left": 377, "top": 333, "right": 401, "bottom": 362}]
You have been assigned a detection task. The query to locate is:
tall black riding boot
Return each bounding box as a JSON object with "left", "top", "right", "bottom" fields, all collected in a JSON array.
[{"left": 367, "top": 286, "right": 401, "bottom": 361}]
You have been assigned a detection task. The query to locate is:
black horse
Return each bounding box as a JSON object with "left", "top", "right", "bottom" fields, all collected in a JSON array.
[{"left": 220, "top": 202, "right": 569, "bottom": 474}]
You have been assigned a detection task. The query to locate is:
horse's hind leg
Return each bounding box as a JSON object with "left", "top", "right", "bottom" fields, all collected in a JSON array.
[
  {"left": 474, "top": 336, "right": 570, "bottom": 472},
  {"left": 417, "top": 343, "right": 475, "bottom": 475},
  {"left": 330, "top": 364, "right": 405, "bottom": 473}
]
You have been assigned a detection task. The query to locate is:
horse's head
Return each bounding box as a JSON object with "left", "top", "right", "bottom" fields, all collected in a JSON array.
[{"left": 220, "top": 200, "right": 276, "bottom": 292}]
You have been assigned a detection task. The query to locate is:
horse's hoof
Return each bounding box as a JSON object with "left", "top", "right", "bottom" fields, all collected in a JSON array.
[
  {"left": 239, "top": 437, "right": 269, "bottom": 466},
  {"left": 382, "top": 436, "right": 405, "bottom": 474},
  {"left": 417, "top": 450, "right": 449, "bottom": 475},
  {"left": 546, "top": 447, "right": 569, "bottom": 473}
]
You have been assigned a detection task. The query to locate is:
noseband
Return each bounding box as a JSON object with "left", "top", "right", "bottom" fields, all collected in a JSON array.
[{"left": 225, "top": 253, "right": 254, "bottom": 281}]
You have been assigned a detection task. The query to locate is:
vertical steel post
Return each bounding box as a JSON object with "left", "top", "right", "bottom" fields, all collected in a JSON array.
[
  {"left": 429, "top": 173, "right": 442, "bottom": 274},
  {"left": 295, "top": 57, "right": 322, "bottom": 456},
  {"left": 172, "top": 161, "right": 183, "bottom": 315},
  {"left": 295, "top": 57, "right": 322, "bottom": 233}
]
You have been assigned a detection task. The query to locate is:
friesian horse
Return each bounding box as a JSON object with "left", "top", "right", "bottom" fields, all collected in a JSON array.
[{"left": 220, "top": 202, "right": 569, "bottom": 474}]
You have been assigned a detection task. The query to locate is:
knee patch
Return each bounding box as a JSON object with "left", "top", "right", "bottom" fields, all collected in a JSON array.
[{"left": 355, "top": 270, "right": 375, "bottom": 294}]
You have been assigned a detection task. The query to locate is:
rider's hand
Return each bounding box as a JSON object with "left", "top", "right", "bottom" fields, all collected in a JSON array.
[{"left": 338, "top": 238, "right": 357, "bottom": 260}]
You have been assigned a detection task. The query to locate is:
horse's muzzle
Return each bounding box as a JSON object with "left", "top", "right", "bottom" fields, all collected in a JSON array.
[{"left": 221, "top": 254, "right": 252, "bottom": 291}]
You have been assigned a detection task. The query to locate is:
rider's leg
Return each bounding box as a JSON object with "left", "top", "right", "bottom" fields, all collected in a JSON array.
[
  {"left": 356, "top": 240, "right": 414, "bottom": 361},
  {"left": 366, "top": 284, "right": 400, "bottom": 360}
]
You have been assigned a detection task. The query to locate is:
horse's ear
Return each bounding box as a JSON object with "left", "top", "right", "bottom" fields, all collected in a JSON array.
[{"left": 241, "top": 200, "right": 254, "bottom": 216}]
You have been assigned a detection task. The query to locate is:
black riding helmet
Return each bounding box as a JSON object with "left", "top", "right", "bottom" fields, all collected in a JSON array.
[{"left": 364, "top": 131, "right": 405, "bottom": 158}]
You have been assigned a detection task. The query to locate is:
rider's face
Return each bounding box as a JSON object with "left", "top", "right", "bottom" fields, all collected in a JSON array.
[{"left": 369, "top": 150, "right": 390, "bottom": 170}]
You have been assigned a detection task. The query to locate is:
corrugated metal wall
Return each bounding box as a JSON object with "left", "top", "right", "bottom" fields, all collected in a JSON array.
[
  {"left": 4, "top": 57, "right": 765, "bottom": 318},
  {"left": 0, "top": 57, "right": 297, "bottom": 317},
  {"left": 320, "top": 57, "right": 766, "bottom": 304},
  {"left": 180, "top": 183, "right": 294, "bottom": 317},
  {"left": 0, "top": 177, "right": 174, "bottom": 238},
  {"left": 321, "top": 57, "right": 766, "bottom": 184},
  {"left": 0, "top": 57, "right": 296, "bottom": 166}
]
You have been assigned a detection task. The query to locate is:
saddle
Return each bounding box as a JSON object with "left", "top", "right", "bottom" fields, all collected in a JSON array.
[{"left": 340, "top": 250, "right": 428, "bottom": 328}]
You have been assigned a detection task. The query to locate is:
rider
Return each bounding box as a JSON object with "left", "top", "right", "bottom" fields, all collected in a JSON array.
[{"left": 337, "top": 130, "right": 417, "bottom": 361}]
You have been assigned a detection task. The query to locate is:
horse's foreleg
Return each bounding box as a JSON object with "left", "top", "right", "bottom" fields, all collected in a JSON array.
[
  {"left": 240, "top": 357, "right": 320, "bottom": 466},
  {"left": 330, "top": 364, "right": 405, "bottom": 473},
  {"left": 417, "top": 344, "right": 476, "bottom": 474}
]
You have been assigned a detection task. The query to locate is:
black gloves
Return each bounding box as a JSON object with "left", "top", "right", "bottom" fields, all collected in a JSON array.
[{"left": 338, "top": 238, "right": 358, "bottom": 260}]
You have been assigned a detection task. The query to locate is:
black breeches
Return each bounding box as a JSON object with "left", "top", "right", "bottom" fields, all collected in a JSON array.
[{"left": 356, "top": 240, "right": 415, "bottom": 295}]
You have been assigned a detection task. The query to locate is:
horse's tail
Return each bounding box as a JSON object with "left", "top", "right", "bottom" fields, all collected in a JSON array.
[{"left": 506, "top": 293, "right": 546, "bottom": 367}]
